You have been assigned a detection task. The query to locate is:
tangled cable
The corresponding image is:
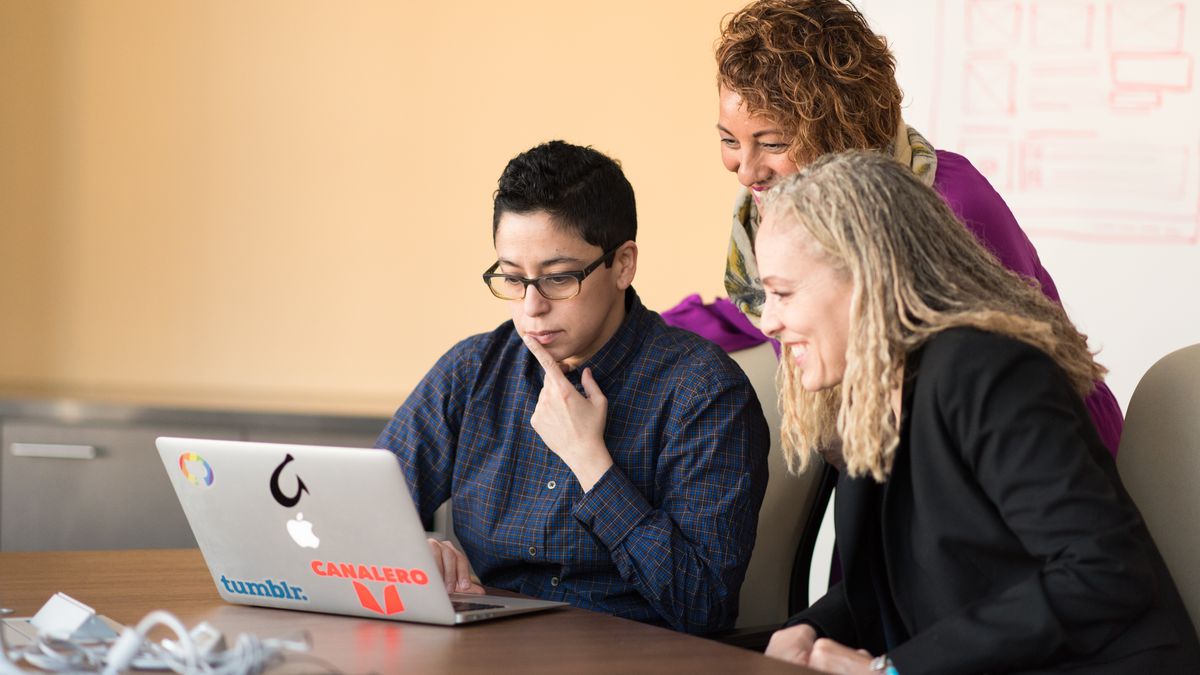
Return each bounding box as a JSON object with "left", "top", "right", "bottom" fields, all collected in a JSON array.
[{"left": 1, "top": 607, "right": 315, "bottom": 674}]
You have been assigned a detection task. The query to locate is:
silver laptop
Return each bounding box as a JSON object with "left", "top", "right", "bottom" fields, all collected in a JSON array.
[{"left": 156, "top": 437, "right": 565, "bottom": 625}]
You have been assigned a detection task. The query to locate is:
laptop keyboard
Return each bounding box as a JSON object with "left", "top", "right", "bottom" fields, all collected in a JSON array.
[{"left": 452, "top": 600, "right": 505, "bottom": 613}]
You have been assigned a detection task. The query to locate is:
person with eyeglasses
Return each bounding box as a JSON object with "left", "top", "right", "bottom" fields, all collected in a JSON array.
[{"left": 375, "top": 140, "right": 770, "bottom": 634}]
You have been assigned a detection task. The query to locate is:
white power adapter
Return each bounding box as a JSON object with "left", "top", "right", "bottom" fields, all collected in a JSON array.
[{"left": 29, "top": 593, "right": 118, "bottom": 642}]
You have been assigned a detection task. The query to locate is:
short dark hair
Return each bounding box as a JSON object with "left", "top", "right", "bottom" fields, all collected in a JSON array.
[{"left": 492, "top": 141, "right": 637, "bottom": 261}]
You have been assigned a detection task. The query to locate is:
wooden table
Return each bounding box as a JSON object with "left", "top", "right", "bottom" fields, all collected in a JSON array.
[{"left": 0, "top": 549, "right": 810, "bottom": 673}]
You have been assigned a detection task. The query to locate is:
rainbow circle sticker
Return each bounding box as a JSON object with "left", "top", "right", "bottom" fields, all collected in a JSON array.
[{"left": 179, "top": 452, "right": 214, "bottom": 487}]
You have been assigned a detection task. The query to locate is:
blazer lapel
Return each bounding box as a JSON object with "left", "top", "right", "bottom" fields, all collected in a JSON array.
[
  {"left": 834, "top": 472, "right": 872, "bottom": 583},
  {"left": 879, "top": 345, "right": 924, "bottom": 636}
]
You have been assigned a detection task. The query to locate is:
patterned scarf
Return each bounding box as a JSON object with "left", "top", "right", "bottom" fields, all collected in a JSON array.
[{"left": 724, "top": 123, "right": 938, "bottom": 322}]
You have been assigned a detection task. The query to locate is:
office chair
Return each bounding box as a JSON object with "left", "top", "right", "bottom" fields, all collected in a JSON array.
[
  {"left": 1116, "top": 342, "right": 1200, "bottom": 626},
  {"left": 713, "top": 342, "right": 832, "bottom": 650}
]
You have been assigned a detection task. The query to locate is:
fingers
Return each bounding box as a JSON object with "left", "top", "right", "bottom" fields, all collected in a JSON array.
[
  {"left": 453, "top": 541, "right": 472, "bottom": 592},
  {"left": 446, "top": 538, "right": 463, "bottom": 586},
  {"left": 765, "top": 624, "right": 817, "bottom": 666},
  {"left": 439, "top": 542, "right": 460, "bottom": 593},
  {"left": 522, "top": 335, "right": 572, "bottom": 386},
  {"left": 426, "top": 537, "right": 447, "bottom": 583},
  {"left": 807, "top": 638, "right": 873, "bottom": 673},
  {"left": 580, "top": 368, "right": 606, "bottom": 405},
  {"left": 428, "top": 538, "right": 471, "bottom": 593},
  {"left": 427, "top": 538, "right": 486, "bottom": 595},
  {"left": 522, "top": 335, "right": 558, "bottom": 373}
]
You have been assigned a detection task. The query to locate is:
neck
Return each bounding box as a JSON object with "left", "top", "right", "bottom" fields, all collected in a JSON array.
[{"left": 561, "top": 291, "right": 628, "bottom": 371}]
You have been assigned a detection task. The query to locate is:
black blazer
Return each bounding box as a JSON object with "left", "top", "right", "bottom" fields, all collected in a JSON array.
[{"left": 788, "top": 328, "right": 1200, "bottom": 674}]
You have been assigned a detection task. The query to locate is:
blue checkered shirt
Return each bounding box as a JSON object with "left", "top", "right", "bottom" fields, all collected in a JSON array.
[{"left": 376, "top": 290, "right": 769, "bottom": 633}]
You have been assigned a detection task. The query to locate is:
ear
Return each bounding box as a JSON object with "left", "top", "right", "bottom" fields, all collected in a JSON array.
[{"left": 613, "top": 241, "right": 638, "bottom": 290}]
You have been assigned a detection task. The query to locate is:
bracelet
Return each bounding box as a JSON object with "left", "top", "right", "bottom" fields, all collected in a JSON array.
[{"left": 869, "top": 654, "right": 899, "bottom": 675}]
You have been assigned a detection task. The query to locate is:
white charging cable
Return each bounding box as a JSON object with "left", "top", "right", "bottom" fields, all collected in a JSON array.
[
  {"left": 102, "top": 610, "right": 311, "bottom": 675},
  {"left": 0, "top": 608, "right": 29, "bottom": 675},
  {"left": 103, "top": 610, "right": 196, "bottom": 674},
  {"left": 2, "top": 603, "right": 312, "bottom": 674}
]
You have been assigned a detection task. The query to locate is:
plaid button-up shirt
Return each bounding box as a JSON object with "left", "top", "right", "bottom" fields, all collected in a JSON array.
[{"left": 376, "top": 290, "right": 769, "bottom": 633}]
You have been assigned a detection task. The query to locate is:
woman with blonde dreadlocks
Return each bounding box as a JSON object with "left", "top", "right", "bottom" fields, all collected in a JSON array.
[
  {"left": 754, "top": 150, "right": 1200, "bottom": 675},
  {"left": 714, "top": 0, "right": 1124, "bottom": 454}
]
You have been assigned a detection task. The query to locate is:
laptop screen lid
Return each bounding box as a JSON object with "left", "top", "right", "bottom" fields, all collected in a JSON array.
[{"left": 156, "top": 437, "right": 563, "bottom": 625}]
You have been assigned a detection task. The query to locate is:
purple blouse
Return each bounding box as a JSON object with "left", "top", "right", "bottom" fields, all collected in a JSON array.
[
  {"left": 666, "top": 149, "right": 1124, "bottom": 455},
  {"left": 933, "top": 151, "right": 1123, "bottom": 455}
]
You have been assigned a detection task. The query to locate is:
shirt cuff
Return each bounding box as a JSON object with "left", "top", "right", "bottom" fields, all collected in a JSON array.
[{"left": 571, "top": 464, "right": 653, "bottom": 549}]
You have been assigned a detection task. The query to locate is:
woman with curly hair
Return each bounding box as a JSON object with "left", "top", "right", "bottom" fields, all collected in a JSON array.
[
  {"left": 755, "top": 150, "right": 1199, "bottom": 674},
  {"left": 715, "top": 0, "right": 1124, "bottom": 454}
]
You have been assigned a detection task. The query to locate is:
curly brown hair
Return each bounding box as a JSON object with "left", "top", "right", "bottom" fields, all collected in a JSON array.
[{"left": 717, "top": 0, "right": 903, "bottom": 165}]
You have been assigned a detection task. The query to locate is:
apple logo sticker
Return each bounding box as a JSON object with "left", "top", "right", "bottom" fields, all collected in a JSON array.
[{"left": 287, "top": 513, "right": 320, "bottom": 549}]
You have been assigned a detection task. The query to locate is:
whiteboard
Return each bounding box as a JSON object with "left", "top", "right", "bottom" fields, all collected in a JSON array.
[{"left": 857, "top": 0, "right": 1200, "bottom": 410}]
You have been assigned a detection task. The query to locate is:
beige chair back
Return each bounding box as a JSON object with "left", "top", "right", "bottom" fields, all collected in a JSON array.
[
  {"left": 730, "top": 342, "right": 825, "bottom": 627},
  {"left": 1117, "top": 342, "right": 1200, "bottom": 626}
]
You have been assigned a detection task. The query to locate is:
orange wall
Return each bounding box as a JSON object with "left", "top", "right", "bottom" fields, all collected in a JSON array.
[
  {"left": 0, "top": 1, "right": 59, "bottom": 384},
  {"left": 0, "top": 0, "right": 747, "bottom": 413}
]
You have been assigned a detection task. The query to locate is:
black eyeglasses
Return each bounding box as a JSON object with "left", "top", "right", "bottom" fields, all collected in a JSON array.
[{"left": 482, "top": 246, "right": 621, "bottom": 300}]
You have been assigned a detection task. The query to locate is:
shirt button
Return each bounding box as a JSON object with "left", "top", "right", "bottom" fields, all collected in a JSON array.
[
  {"left": 528, "top": 546, "right": 537, "bottom": 556},
  {"left": 550, "top": 576, "right": 560, "bottom": 587},
  {"left": 546, "top": 480, "right": 557, "bottom": 490}
]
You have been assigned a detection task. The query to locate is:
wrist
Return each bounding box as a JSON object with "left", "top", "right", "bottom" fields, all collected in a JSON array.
[{"left": 573, "top": 451, "right": 613, "bottom": 492}]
